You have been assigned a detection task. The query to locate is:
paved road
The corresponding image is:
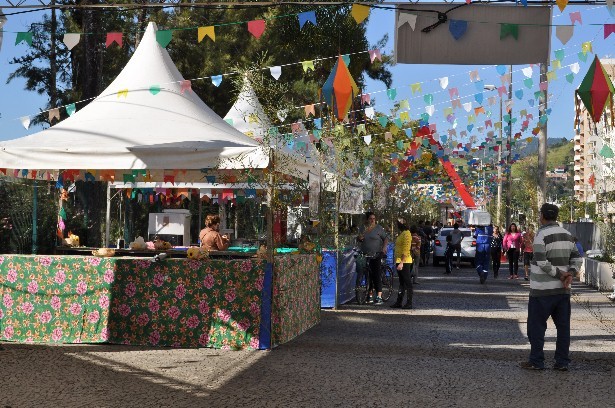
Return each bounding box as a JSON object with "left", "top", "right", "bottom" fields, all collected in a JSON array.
[{"left": 1, "top": 264, "right": 614, "bottom": 408}]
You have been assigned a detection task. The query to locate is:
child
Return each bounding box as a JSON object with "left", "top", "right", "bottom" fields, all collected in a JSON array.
[{"left": 444, "top": 234, "right": 454, "bottom": 275}]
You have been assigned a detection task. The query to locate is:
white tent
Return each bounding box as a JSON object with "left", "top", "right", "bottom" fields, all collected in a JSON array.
[{"left": 0, "top": 22, "right": 269, "bottom": 173}]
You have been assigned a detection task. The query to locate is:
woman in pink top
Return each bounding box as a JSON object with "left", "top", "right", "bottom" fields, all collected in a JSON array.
[
  {"left": 522, "top": 224, "right": 535, "bottom": 281},
  {"left": 503, "top": 223, "right": 523, "bottom": 279}
]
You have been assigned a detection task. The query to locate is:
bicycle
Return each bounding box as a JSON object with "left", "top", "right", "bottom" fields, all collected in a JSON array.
[{"left": 353, "top": 248, "right": 394, "bottom": 305}]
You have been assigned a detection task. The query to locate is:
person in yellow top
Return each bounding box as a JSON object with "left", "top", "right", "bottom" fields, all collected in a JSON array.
[{"left": 392, "top": 219, "right": 414, "bottom": 309}]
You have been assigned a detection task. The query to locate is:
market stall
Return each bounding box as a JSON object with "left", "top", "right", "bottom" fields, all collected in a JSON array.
[{"left": 0, "top": 22, "right": 320, "bottom": 349}]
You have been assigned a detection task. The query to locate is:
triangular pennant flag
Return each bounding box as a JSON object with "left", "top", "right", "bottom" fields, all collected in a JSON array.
[
  {"left": 15, "top": 31, "right": 33, "bottom": 46},
  {"left": 555, "top": 49, "right": 565, "bottom": 61},
  {"left": 449, "top": 20, "right": 468, "bottom": 40},
  {"left": 397, "top": 13, "right": 417, "bottom": 31},
  {"left": 156, "top": 30, "right": 173, "bottom": 48},
  {"left": 369, "top": 49, "right": 382, "bottom": 63},
  {"left": 198, "top": 26, "right": 215, "bottom": 42},
  {"left": 546, "top": 70, "right": 557, "bottom": 82},
  {"left": 411, "top": 83, "right": 422, "bottom": 94},
  {"left": 351, "top": 4, "right": 370, "bottom": 24},
  {"left": 582, "top": 41, "right": 592, "bottom": 54},
  {"left": 304, "top": 104, "right": 315, "bottom": 117},
  {"left": 211, "top": 75, "right": 222, "bottom": 87},
  {"left": 500, "top": 24, "right": 519, "bottom": 40},
  {"left": 570, "top": 11, "right": 582, "bottom": 25},
  {"left": 149, "top": 85, "right": 160, "bottom": 95},
  {"left": 365, "top": 107, "right": 375, "bottom": 119},
  {"left": 248, "top": 20, "right": 266, "bottom": 39},
  {"left": 181, "top": 80, "right": 192, "bottom": 93},
  {"left": 269, "top": 66, "right": 282, "bottom": 80},
  {"left": 556, "top": 0, "right": 569, "bottom": 12},
  {"left": 469, "top": 70, "right": 480, "bottom": 82},
  {"left": 522, "top": 67, "right": 532, "bottom": 79},
  {"left": 298, "top": 11, "right": 317, "bottom": 29},
  {"left": 105, "top": 32, "right": 122, "bottom": 48},
  {"left": 439, "top": 77, "right": 449, "bottom": 89},
  {"left": 566, "top": 73, "right": 574, "bottom": 83},
  {"left": 302, "top": 60, "right": 315, "bottom": 72},
  {"left": 65, "top": 103, "right": 76, "bottom": 116},
  {"left": 117, "top": 89, "right": 128, "bottom": 98},
  {"left": 20, "top": 116, "right": 30, "bottom": 130},
  {"left": 63, "top": 33, "right": 80, "bottom": 50},
  {"left": 570, "top": 62, "right": 580, "bottom": 74},
  {"left": 387, "top": 88, "right": 397, "bottom": 100},
  {"left": 363, "top": 135, "right": 372, "bottom": 145},
  {"left": 556, "top": 26, "right": 574, "bottom": 45}
]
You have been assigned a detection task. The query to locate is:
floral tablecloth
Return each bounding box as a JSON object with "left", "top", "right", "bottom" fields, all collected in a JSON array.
[
  {"left": 272, "top": 254, "right": 320, "bottom": 345},
  {"left": 0, "top": 255, "right": 265, "bottom": 350}
]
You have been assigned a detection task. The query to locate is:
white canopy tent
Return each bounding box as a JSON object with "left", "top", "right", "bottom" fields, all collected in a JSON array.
[{"left": 0, "top": 22, "right": 270, "bottom": 173}]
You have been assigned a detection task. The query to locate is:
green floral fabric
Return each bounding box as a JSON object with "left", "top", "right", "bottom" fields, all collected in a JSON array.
[
  {"left": 272, "top": 254, "right": 321, "bottom": 345},
  {"left": 0, "top": 255, "right": 265, "bottom": 350}
]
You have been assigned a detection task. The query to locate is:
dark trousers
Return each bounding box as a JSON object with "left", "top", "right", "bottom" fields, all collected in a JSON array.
[
  {"left": 445, "top": 248, "right": 453, "bottom": 274},
  {"left": 527, "top": 295, "right": 571, "bottom": 368},
  {"left": 368, "top": 258, "right": 383, "bottom": 293},
  {"left": 507, "top": 248, "right": 520, "bottom": 275},
  {"left": 491, "top": 248, "right": 501, "bottom": 277},
  {"left": 396, "top": 263, "right": 413, "bottom": 295}
]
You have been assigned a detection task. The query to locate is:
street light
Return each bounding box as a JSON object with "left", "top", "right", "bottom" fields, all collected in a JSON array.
[{"left": 484, "top": 84, "right": 503, "bottom": 227}]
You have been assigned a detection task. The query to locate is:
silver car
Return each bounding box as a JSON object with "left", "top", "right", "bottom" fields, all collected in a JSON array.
[{"left": 432, "top": 227, "right": 476, "bottom": 267}]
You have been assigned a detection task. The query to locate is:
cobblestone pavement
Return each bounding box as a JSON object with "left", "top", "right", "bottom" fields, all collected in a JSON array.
[{"left": 1, "top": 264, "right": 614, "bottom": 408}]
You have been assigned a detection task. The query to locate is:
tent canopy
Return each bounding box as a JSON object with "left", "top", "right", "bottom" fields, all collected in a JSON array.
[{"left": 0, "top": 22, "right": 269, "bottom": 172}]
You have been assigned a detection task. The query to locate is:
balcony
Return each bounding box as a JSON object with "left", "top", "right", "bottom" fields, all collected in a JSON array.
[
  {"left": 574, "top": 175, "right": 582, "bottom": 181},
  {"left": 574, "top": 165, "right": 581, "bottom": 171},
  {"left": 574, "top": 154, "right": 582, "bottom": 161},
  {"left": 574, "top": 184, "right": 582, "bottom": 191},
  {"left": 574, "top": 134, "right": 581, "bottom": 142},
  {"left": 574, "top": 144, "right": 582, "bottom": 151}
]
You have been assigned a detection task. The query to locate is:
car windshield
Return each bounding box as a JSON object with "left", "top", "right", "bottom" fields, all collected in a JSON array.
[{"left": 440, "top": 229, "right": 472, "bottom": 238}]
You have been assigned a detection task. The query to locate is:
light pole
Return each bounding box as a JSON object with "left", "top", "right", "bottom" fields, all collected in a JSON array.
[{"left": 484, "top": 84, "right": 503, "bottom": 227}]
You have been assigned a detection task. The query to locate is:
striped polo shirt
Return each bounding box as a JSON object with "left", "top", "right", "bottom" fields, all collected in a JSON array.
[{"left": 530, "top": 222, "right": 583, "bottom": 297}]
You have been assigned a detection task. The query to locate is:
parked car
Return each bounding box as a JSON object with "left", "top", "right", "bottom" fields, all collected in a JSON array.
[{"left": 432, "top": 227, "right": 476, "bottom": 267}]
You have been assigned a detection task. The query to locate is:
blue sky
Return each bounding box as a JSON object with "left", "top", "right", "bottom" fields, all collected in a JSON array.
[{"left": 1, "top": 3, "right": 615, "bottom": 150}]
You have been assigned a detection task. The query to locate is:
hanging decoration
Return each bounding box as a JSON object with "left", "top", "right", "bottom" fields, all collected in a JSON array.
[
  {"left": 321, "top": 55, "right": 359, "bottom": 121},
  {"left": 576, "top": 55, "right": 615, "bottom": 125}
]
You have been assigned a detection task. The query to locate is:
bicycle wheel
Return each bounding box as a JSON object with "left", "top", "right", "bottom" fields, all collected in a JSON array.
[{"left": 380, "top": 264, "right": 394, "bottom": 302}]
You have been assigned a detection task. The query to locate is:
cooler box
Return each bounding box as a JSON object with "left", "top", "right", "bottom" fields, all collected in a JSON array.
[{"left": 148, "top": 209, "right": 191, "bottom": 246}]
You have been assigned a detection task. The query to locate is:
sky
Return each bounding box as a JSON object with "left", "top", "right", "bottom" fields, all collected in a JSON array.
[{"left": 1, "top": 3, "right": 615, "bottom": 149}]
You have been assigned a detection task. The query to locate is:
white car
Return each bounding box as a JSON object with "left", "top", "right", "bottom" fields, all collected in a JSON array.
[{"left": 432, "top": 227, "right": 476, "bottom": 267}]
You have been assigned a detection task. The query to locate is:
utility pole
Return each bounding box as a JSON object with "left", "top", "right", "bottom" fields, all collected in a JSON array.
[
  {"left": 497, "top": 95, "right": 503, "bottom": 227},
  {"left": 537, "top": 62, "right": 548, "bottom": 214},
  {"left": 505, "top": 65, "right": 513, "bottom": 228}
]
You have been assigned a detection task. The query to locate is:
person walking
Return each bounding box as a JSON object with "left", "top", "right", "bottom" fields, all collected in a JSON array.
[
  {"left": 391, "top": 220, "right": 414, "bottom": 309},
  {"left": 421, "top": 221, "right": 433, "bottom": 266},
  {"left": 410, "top": 225, "right": 422, "bottom": 285},
  {"left": 490, "top": 226, "right": 504, "bottom": 279},
  {"left": 520, "top": 203, "right": 583, "bottom": 371},
  {"left": 522, "top": 224, "right": 535, "bottom": 281},
  {"left": 357, "top": 211, "right": 389, "bottom": 306},
  {"left": 444, "top": 234, "right": 454, "bottom": 275},
  {"left": 503, "top": 223, "right": 522, "bottom": 279},
  {"left": 474, "top": 224, "right": 493, "bottom": 284},
  {"left": 450, "top": 223, "right": 464, "bottom": 269}
]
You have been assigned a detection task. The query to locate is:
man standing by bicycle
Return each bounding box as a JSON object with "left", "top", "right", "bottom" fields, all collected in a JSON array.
[{"left": 357, "top": 211, "right": 389, "bottom": 305}]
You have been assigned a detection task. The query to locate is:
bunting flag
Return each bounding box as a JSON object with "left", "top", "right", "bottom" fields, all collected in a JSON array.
[
  {"left": 556, "top": 0, "right": 569, "bottom": 12},
  {"left": 156, "top": 30, "right": 173, "bottom": 48},
  {"left": 117, "top": 89, "right": 128, "bottom": 98},
  {"left": 298, "top": 11, "right": 317, "bottom": 29},
  {"left": 351, "top": 4, "right": 370, "bottom": 24},
  {"left": 210, "top": 75, "right": 222, "bottom": 87},
  {"left": 181, "top": 80, "right": 192, "bottom": 93},
  {"left": 48, "top": 108, "right": 60, "bottom": 122},
  {"left": 397, "top": 13, "right": 417, "bottom": 31},
  {"left": 20, "top": 116, "right": 30, "bottom": 130},
  {"left": 270, "top": 66, "right": 282, "bottom": 80},
  {"left": 63, "top": 33, "right": 80, "bottom": 50},
  {"left": 556, "top": 26, "right": 574, "bottom": 45},
  {"left": 198, "top": 26, "right": 215, "bottom": 42},
  {"left": 15, "top": 31, "right": 33, "bottom": 46},
  {"left": 570, "top": 11, "right": 582, "bottom": 25},
  {"left": 369, "top": 49, "right": 382, "bottom": 63},
  {"left": 248, "top": 20, "right": 266, "bottom": 39},
  {"left": 66, "top": 103, "right": 76, "bottom": 116},
  {"left": 106, "top": 32, "right": 123, "bottom": 48},
  {"left": 0, "top": 9, "right": 5, "bottom": 52},
  {"left": 302, "top": 60, "right": 315, "bottom": 72},
  {"left": 304, "top": 104, "right": 315, "bottom": 117},
  {"left": 449, "top": 20, "right": 468, "bottom": 40},
  {"left": 439, "top": 77, "right": 449, "bottom": 89},
  {"left": 500, "top": 23, "right": 519, "bottom": 40}
]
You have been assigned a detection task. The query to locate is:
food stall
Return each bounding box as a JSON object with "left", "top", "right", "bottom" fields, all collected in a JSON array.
[{"left": 0, "top": 23, "right": 320, "bottom": 349}]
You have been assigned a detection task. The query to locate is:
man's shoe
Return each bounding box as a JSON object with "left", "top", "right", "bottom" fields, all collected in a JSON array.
[
  {"left": 519, "top": 361, "right": 544, "bottom": 370},
  {"left": 373, "top": 297, "right": 385, "bottom": 306},
  {"left": 553, "top": 363, "right": 569, "bottom": 372},
  {"left": 365, "top": 296, "right": 373, "bottom": 304}
]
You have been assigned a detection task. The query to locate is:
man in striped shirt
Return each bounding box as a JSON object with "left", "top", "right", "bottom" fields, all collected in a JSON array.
[{"left": 520, "top": 203, "right": 583, "bottom": 371}]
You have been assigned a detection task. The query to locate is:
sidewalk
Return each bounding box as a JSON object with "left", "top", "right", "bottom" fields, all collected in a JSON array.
[{"left": 1, "top": 265, "right": 614, "bottom": 407}]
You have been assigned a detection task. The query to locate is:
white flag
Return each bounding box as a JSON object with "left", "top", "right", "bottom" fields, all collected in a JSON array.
[
  {"left": 270, "top": 66, "right": 282, "bottom": 80},
  {"left": 425, "top": 105, "right": 435, "bottom": 116},
  {"left": 365, "top": 106, "right": 375, "bottom": 119},
  {"left": 20, "top": 116, "right": 31, "bottom": 130},
  {"left": 363, "top": 135, "right": 372, "bottom": 145},
  {"left": 522, "top": 67, "right": 533, "bottom": 78},
  {"left": 439, "top": 77, "right": 448, "bottom": 89},
  {"left": 570, "top": 62, "right": 580, "bottom": 74},
  {"left": 463, "top": 102, "right": 472, "bottom": 113},
  {"left": 63, "top": 33, "right": 81, "bottom": 50},
  {"left": 0, "top": 8, "right": 7, "bottom": 53},
  {"left": 397, "top": 13, "right": 417, "bottom": 31}
]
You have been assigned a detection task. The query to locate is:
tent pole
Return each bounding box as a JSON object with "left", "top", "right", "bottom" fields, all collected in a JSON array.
[
  {"left": 32, "top": 181, "right": 38, "bottom": 254},
  {"left": 105, "top": 182, "right": 111, "bottom": 248}
]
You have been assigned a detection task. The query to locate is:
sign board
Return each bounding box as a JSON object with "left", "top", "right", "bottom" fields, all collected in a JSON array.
[{"left": 395, "top": 3, "right": 552, "bottom": 65}]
